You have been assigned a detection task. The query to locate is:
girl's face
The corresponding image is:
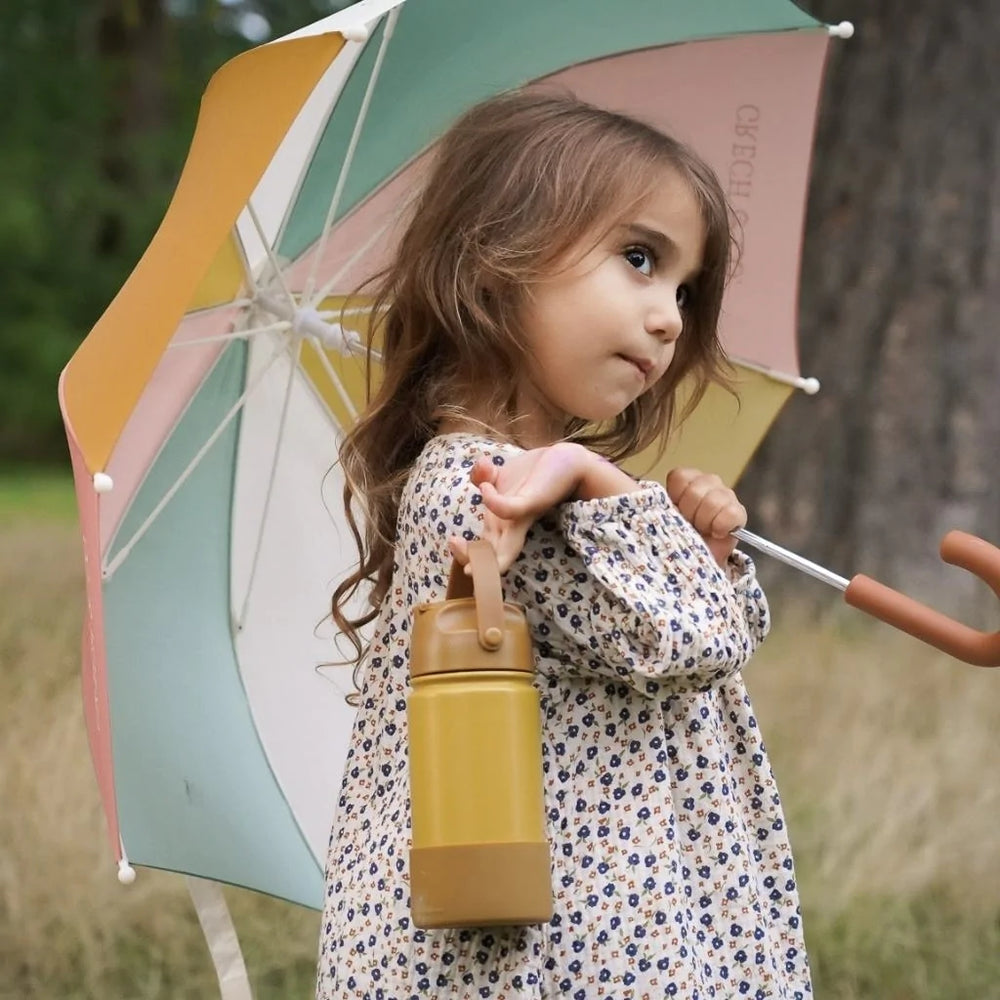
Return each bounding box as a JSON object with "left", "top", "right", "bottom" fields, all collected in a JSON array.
[{"left": 515, "top": 170, "right": 706, "bottom": 446}]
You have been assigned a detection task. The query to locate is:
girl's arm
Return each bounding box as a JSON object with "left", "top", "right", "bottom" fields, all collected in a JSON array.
[
  {"left": 575, "top": 458, "right": 748, "bottom": 566},
  {"left": 574, "top": 449, "right": 644, "bottom": 501},
  {"left": 447, "top": 441, "right": 765, "bottom": 696},
  {"left": 450, "top": 443, "right": 746, "bottom": 572},
  {"left": 450, "top": 443, "right": 641, "bottom": 573}
]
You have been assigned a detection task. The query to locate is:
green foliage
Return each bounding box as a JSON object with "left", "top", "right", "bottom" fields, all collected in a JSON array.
[
  {"left": 0, "top": 467, "right": 76, "bottom": 522},
  {"left": 0, "top": 0, "right": 353, "bottom": 462}
]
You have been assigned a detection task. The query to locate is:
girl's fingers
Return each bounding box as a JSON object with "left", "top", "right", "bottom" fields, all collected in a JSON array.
[
  {"left": 469, "top": 455, "right": 498, "bottom": 487},
  {"left": 479, "top": 481, "right": 539, "bottom": 521},
  {"left": 692, "top": 491, "right": 747, "bottom": 538},
  {"left": 493, "top": 542, "right": 518, "bottom": 574},
  {"left": 708, "top": 502, "right": 747, "bottom": 538},
  {"left": 451, "top": 531, "right": 518, "bottom": 575},
  {"left": 486, "top": 511, "right": 530, "bottom": 571},
  {"left": 667, "top": 469, "right": 745, "bottom": 537},
  {"left": 705, "top": 534, "right": 739, "bottom": 567},
  {"left": 461, "top": 447, "right": 577, "bottom": 575},
  {"left": 679, "top": 486, "right": 725, "bottom": 533},
  {"left": 665, "top": 466, "right": 703, "bottom": 505},
  {"left": 477, "top": 527, "right": 524, "bottom": 573},
  {"left": 457, "top": 507, "right": 531, "bottom": 574},
  {"left": 448, "top": 535, "right": 473, "bottom": 574},
  {"left": 478, "top": 480, "right": 509, "bottom": 513},
  {"left": 668, "top": 472, "right": 717, "bottom": 518}
]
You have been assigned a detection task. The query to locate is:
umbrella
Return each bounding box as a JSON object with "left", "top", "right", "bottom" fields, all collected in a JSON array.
[{"left": 58, "top": 0, "right": 999, "bottom": 991}]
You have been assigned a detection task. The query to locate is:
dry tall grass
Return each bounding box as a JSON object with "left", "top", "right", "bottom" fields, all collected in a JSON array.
[
  {"left": 1, "top": 519, "right": 998, "bottom": 998},
  {"left": 752, "top": 608, "right": 1000, "bottom": 915},
  {"left": 0, "top": 522, "right": 318, "bottom": 999}
]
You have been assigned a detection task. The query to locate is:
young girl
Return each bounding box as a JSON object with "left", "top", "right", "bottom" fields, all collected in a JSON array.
[{"left": 317, "top": 91, "right": 810, "bottom": 999}]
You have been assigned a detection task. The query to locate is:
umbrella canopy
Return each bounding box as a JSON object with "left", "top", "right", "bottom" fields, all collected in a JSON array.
[{"left": 59, "top": 0, "right": 839, "bottom": 911}]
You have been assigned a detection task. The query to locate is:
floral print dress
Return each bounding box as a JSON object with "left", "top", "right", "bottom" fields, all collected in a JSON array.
[{"left": 316, "top": 433, "right": 811, "bottom": 999}]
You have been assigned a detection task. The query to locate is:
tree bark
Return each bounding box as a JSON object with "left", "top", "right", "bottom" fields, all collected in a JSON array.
[
  {"left": 93, "top": 0, "right": 167, "bottom": 256},
  {"left": 738, "top": 0, "right": 1000, "bottom": 623}
]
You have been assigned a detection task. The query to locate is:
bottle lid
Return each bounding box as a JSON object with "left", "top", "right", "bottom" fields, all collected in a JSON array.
[{"left": 410, "top": 541, "right": 534, "bottom": 678}]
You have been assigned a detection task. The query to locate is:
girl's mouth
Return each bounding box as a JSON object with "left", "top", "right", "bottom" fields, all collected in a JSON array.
[{"left": 619, "top": 355, "right": 652, "bottom": 378}]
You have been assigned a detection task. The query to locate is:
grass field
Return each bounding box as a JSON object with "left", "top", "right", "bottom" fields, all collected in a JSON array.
[
  {"left": 0, "top": 467, "right": 80, "bottom": 523},
  {"left": 1, "top": 471, "right": 999, "bottom": 998}
]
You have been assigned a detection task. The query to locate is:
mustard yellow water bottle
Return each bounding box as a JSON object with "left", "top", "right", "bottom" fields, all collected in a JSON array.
[{"left": 408, "top": 540, "right": 552, "bottom": 928}]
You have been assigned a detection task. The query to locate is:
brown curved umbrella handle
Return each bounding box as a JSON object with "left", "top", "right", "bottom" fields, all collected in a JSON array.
[{"left": 844, "top": 530, "right": 1000, "bottom": 666}]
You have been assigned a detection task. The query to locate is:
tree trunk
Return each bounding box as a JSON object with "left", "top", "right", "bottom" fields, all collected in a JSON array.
[
  {"left": 93, "top": 0, "right": 167, "bottom": 256},
  {"left": 738, "top": 0, "right": 1000, "bottom": 623}
]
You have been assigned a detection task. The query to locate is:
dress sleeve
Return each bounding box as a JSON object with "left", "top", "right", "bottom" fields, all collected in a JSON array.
[{"left": 505, "top": 482, "right": 771, "bottom": 697}]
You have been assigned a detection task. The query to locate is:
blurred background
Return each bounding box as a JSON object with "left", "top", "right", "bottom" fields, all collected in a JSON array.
[{"left": 1, "top": 0, "right": 997, "bottom": 997}]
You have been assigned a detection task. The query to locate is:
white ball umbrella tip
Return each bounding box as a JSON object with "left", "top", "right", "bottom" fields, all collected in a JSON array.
[
  {"left": 93, "top": 472, "right": 114, "bottom": 493},
  {"left": 341, "top": 23, "right": 370, "bottom": 43},
  {"left": 828, "top": 21, "right": 854, "bottom": 39}
]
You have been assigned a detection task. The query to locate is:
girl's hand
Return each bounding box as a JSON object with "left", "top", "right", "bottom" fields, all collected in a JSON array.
[
  {"left": 449, "top": 443, "right": 589, "bottom": 573},
  {"left": 665, "top": 467, "right": 746, "bottom": 566}
]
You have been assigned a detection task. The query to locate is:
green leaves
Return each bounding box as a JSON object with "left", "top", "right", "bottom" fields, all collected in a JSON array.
[{"left": 0, "top": 0, "right": 347, "bottom": 460}]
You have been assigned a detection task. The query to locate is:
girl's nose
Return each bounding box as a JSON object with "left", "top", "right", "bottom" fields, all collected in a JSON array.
[{"left": 645, "top": 289, "right": 684, "bottom": 342}]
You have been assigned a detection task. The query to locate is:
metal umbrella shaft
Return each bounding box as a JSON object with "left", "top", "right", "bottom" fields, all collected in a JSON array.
[
  {"left": 733, "top": 527, "right": 848, "bottom": 591},
  {"left": 732, "top": 527, "right": 1000, "bottom": 668}
]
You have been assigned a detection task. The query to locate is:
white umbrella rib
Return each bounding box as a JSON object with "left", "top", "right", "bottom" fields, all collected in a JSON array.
[
  {"left": 246, "top": 201, "right": 296, "bottom": 310},
  {"left": 102, "top": 334, "right": 294, "bottom": 580},
  {"left": 302, "top": 6, "right": 400, "bottom": 306},
  {"left": 729, "top": 355, "right": 821, "bottom": 395},
  {"left": 178, "top": 298, "right": 256, "bottom": 318},
  {"left": 310, "top": 341, "right": 360, "bottom": 422},
  {"left": 234, "top": 337, "right": 303, "bottom": 631},
  {"left": 306, "top": 215, "right": 393, "bottom": 310},
  {"left": 168, "top": 321, "right": 292, "bottom": 348}
]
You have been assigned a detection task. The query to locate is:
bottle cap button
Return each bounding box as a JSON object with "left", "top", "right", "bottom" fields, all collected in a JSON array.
[{"left": 482, "top": 626, "right": 503, "bottom": 649}]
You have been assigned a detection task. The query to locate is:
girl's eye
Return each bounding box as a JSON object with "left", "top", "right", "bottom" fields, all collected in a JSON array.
[
  {"left": 676, "top": 284, "right": 692, "bottom": 310},
  {"left": 624, "top": 246, "right": 655, "bottom": 276}
]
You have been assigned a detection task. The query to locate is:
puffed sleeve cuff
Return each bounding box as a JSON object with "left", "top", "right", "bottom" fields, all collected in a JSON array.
[
  {"left": 560, "top": 482, "right": 771, "bottom": 650},
  {"left": 726, "top": 549, "right": 771, "bottom": 647},
  {"left": 558, "top": 479, "right": 666, "bottom": 525},
  {"left": 546, "top": 481, "right": 770, "bottom": 689}
]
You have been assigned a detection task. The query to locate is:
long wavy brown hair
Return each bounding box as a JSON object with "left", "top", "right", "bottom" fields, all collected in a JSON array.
[{"left": 332, "top": 90, "right": 737, "bottom": 667}]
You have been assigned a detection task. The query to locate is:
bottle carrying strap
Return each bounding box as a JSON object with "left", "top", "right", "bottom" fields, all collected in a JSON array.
[{"left": 446, "top": 540, "right": 505, "bottom": 651}]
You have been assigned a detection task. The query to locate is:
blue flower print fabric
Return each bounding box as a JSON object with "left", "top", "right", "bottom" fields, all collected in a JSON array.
[{"left": 316, "top": 433, "right": 811, "bottom": 999}]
